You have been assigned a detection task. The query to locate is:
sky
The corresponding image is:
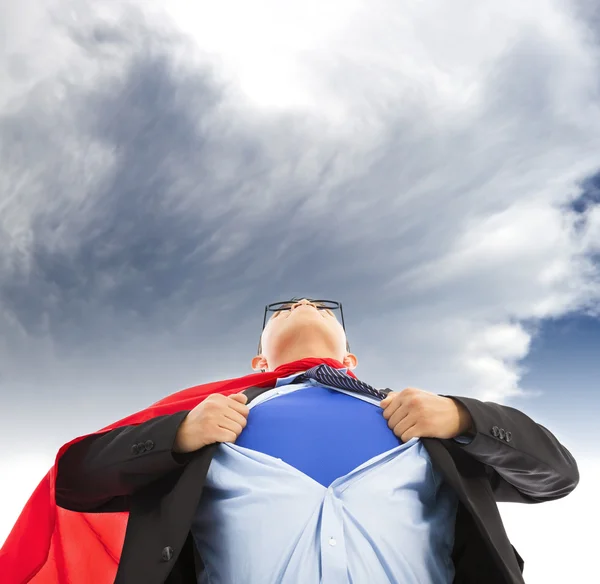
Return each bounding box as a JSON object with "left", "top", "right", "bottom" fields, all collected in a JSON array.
[{"left": 0, "top": 0, "right": 598, "bottom": 582}]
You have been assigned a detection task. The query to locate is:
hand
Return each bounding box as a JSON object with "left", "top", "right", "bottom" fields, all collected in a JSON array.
[
  {"left": 380, "top": 387, "right": 474, "bottom": 443},
  {"left": 173, "top": 393, "right": 249, "bottom": 453}
]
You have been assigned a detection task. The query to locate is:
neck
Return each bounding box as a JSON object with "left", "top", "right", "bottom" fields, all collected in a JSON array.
[
  {"left": 267, "top": 347, "right": 345, "bottom": 372},
  {"left": 271, "top": 356, "right": 349, "bottom": 378}
]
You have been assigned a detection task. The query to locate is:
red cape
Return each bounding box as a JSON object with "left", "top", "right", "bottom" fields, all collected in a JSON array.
[{"left": 0, "top": 357, "right": 354, "bottom": 584}]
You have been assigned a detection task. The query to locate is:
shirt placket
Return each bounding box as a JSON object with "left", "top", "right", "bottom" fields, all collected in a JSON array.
[{"left": 320, "top": 486, "right": 348, "bottom": 583}]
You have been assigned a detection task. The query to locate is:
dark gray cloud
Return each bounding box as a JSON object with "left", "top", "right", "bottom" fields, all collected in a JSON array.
[
  {"left": 571, "top": 172, "right": 600, "bottom": 215},
  {"left": 0, "top": 60, "right": 392, "bottom": 376},
  {"left": 0, "top": 23, "right": 318, "bottom": 347}
]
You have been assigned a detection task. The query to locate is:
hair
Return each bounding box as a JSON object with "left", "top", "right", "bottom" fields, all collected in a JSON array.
[{"left": 257, "top": 296, "right": 350, "bottom": 355}]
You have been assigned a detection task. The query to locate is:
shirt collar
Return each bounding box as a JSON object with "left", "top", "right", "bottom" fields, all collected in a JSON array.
[{"left": 274, "top": 368, "right": 349, "bottom": 388}]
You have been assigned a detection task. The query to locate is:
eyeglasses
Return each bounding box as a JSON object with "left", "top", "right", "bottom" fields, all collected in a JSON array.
[{"left": 257, "top": 298, "right": 349, "bottom": 354}]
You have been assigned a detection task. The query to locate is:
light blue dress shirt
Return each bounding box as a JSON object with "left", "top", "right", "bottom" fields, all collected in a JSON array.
[{"left": 191, "top": 370, "right": 460, "bottom": 583}]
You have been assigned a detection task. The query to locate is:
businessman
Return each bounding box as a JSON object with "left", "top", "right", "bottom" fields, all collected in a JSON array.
[{"left": 44, "top": 297, "right": 579, "bottom": 583}]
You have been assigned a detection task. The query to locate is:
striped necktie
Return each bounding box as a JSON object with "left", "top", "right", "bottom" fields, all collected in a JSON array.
[{"left": 292, "top": 364, "right": 392, "bottom": 400}]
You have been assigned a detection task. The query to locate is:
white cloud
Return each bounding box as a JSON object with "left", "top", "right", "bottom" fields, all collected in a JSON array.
[
  {"left": 499, "top": 455, "right": 597, "bottom": 584},
  {"left": 0, "top": 453, "right": 56, "bottom": 547}
]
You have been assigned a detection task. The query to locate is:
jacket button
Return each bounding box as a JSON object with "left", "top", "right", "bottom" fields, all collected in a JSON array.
[
  {"left": 137, "top": 442, "right": 146, "bottom": 453},
  {"left": 130, "top": 444, "right": 139, "bottom": 455},
  {"left": 145, "top": 440, "right": 155, "bottom": 451},
  {"left": 161, "top": 546, "right": 174, "bottom": 562},
  {"left": 491, "top": 426, "right": 500, "bottom": 437},
  {"left": 505, "top": 431, "right": 512, "bottom": 442},
  {"left": 498, "top": 428, "right": 506, "bottom": 440}
]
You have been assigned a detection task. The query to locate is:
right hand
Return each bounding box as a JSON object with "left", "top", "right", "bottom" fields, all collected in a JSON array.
[{"left": 173, "top": 393, "right": 249, "bottom": 454}]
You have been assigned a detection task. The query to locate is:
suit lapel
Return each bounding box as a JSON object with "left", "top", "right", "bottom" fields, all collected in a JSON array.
[
  {"left": 189, "top": 385, "right": 276, "bottom": 580},
  {"left": 422, "top": 438, "right": 524, "bottom": 583},
  {"left": 243, "top": 384, "right": 274, "bottom": 403}
]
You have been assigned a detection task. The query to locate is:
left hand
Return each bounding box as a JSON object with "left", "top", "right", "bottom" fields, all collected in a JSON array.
[{"left": 380, "top": 387, "right": 474, "bottom": 442}]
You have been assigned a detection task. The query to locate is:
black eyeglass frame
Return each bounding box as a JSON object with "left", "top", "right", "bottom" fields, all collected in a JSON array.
[{"left": 257, "top": 299, "right": 349, "bottom": 355}]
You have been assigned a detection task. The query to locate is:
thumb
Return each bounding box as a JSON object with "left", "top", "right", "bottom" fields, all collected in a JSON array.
[{"left": 229, "top": 393, "right": 248, "bottom": 404}]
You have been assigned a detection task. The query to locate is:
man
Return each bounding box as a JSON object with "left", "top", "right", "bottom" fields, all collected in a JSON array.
[{"left": 3, "top": 298, "right": 579, "bottom": 583}]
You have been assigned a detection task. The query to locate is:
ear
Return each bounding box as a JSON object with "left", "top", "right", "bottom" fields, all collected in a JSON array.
[
  {"left": 251, "top": 354, "right": 268, "bottom": 372},
  {"left": 342, "top": 352, "right": 358, "bottom": 370}
]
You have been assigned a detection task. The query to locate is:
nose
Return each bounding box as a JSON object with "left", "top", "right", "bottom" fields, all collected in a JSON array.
[{"left": 292, "top": 299, "right": 316, "bottom": 310}]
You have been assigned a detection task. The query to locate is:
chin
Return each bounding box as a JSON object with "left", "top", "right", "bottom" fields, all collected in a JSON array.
[{"left": 281, "top": 333, "right": 342, "bottom": 354}]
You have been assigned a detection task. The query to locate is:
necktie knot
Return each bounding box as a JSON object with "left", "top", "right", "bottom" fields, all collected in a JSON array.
[{"left": 293, "top": 364, "right": 390, "bottom": 400}]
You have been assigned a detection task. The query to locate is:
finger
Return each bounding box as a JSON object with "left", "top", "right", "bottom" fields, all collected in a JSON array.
[
  {"left": 229, "top": 393, "right": 248, "bottom": 404},
  {"left": 227, "top": 398, "right": 250, "bottom": 417},
  {"left": 382, "top": 395, "right": 403, "bottom": 420},
  {"left": 379, "top": 392, "right": 397, "bottom": 408},
  {"left": 392, "top": 416, "right": 417, "bottom": 442},
  {"left": 379, "top": 396, "right": 391, "bottom": 408},
  {"left": 400, "top": 423, "right": 418, "bottom": 443},
  {"left": 222, "top": 408, "right": 248, "bottom": 429},
  {"left": 215, "top": 428, "right": 239, "bottom": 443},
  {"left": 394, "top": 414, "right": 413, "bottom": 437},
  {"left": 388, "top": 403, "right": 410, "bottom": 430},
  {"left": 217, "top": 417, "right": 244, "bottom": 436}
]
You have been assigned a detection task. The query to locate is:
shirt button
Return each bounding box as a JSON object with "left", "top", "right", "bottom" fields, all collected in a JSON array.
[
  {"left": 161, "top": 546, "right": 174, "bottom": 561},
  {"left": 329, "top": 537, "right": 337, "bottom": 546}
]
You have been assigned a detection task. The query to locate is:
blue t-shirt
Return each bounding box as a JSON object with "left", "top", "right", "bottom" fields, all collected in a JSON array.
[{"left": 235, "top": 385, "right": 401, "bottom": 486}]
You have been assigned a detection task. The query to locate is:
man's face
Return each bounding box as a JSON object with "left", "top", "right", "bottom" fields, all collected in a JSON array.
[{"left": 260, "top": 299, "right": 348, "bottom": 357}]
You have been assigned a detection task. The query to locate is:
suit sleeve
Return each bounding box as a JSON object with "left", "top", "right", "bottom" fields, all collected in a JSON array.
[
  {"left": 443, "top": 396, "right": 579, "bottom": 503},
  {"left": 55, "top": 411, "right": 196, "bottom": 513}
]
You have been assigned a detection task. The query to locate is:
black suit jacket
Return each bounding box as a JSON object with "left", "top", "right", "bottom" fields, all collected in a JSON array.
[{"left": 55, "top": 387, "right": 579, "bottom": 584}]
